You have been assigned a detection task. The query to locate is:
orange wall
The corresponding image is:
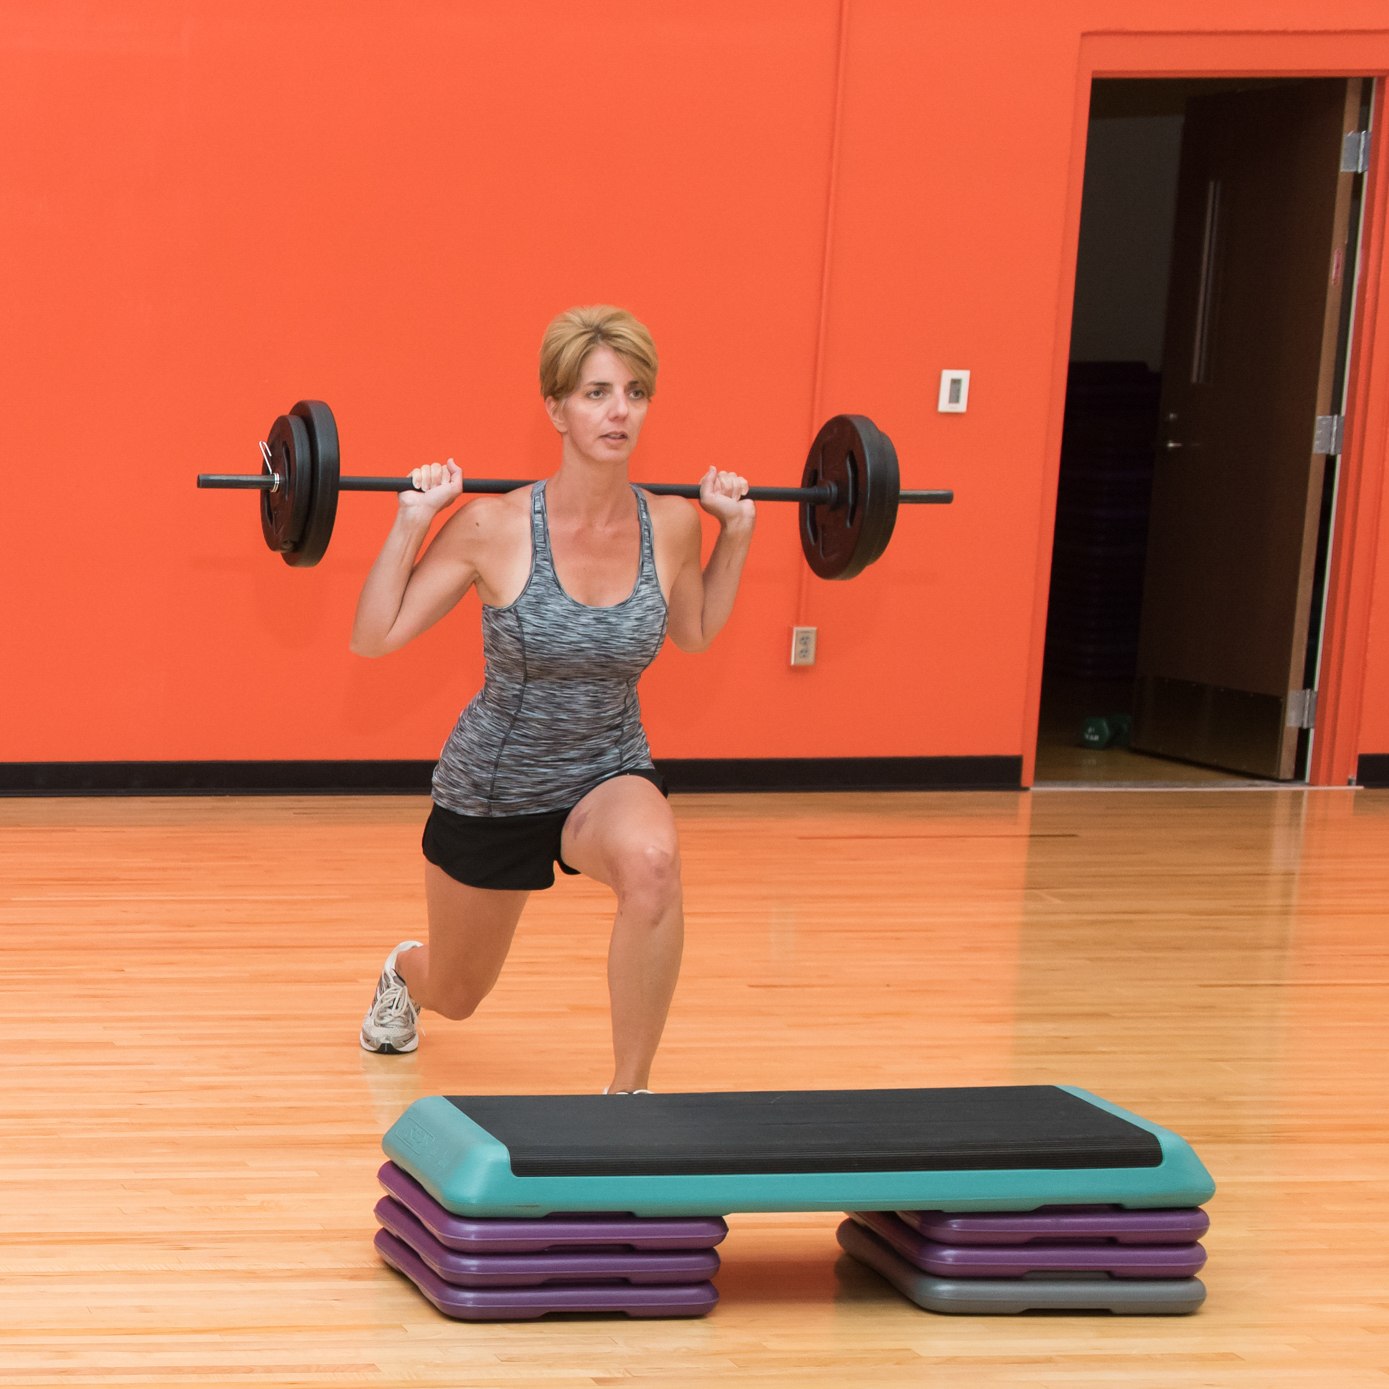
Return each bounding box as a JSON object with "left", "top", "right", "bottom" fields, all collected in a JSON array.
[
  {"left": 1361, "top": 455, "right": 1389, "bottom": 751},
  {"left": 3, "top": 2, "right": 1388, "bottom": 773}
]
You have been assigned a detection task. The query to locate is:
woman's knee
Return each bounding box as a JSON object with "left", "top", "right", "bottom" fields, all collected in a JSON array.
[
  {"left": 611, "top": 837, "right": 683, "bottom": 913},
  {"left": 425, "top": 977, "right": 492, "bottom": 1021}
]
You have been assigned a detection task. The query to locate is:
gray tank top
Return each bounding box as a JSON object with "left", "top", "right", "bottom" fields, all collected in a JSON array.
[{"left": 431, "top": 480, "right": 669, "bottom": 816}]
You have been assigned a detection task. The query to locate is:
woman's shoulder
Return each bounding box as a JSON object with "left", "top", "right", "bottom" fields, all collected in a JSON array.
[
  {"left": 638, "top": 491, "right": 702, "bottom": 583},
  {"left": 639, "top": 488, "right": 700, "bottom": 535},
  {"left": 436, "top": 486, "right": 535, "bottom": 552}
]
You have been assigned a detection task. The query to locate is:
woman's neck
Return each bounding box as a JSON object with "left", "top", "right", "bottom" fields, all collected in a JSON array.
[{"left": 547, "top": 451, "right": 635, "bottom": 526}]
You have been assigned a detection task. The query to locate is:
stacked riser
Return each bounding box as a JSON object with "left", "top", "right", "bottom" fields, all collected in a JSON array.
[
  {"left": 375, "top": 1162, "right": 724, "bottom": 1320},
  {"left": 838, "top": 1206, "right": 1209, "bottom": 1314}
]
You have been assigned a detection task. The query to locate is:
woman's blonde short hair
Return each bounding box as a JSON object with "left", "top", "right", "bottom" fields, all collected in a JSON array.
[{"left": 539, "top": 305, "right": 658, "bottom": 401}]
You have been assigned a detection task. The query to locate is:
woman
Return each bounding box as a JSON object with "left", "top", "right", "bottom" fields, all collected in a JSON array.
[{"left": 351, "top": 306, "right": 755, "bottom": 1095}]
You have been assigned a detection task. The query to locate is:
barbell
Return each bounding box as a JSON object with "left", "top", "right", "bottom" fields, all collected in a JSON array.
[{"left": 197, "top": 400, "right": 953, "bottom": 580}]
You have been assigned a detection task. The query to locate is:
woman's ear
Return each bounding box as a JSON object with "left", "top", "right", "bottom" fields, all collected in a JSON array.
[{"left": 544, "top": 396, "right": 568, "bottom": 433}]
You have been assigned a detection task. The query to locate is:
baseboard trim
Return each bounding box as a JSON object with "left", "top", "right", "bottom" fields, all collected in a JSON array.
[
  {"left": 658, "top": 757, "right": 1022, "bottom": 793},
  {"left": 0, "top": 756, "right": 1023, "bottom": 797},
  {"left": 1356, "top": 754, "right": 1389, "bottom": 788},
  {"left": 0, "top": 761, "right": 435, "bottom": 796}
]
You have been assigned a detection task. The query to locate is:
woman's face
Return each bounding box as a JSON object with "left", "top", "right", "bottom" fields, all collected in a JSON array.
[{"left": 547, "top": 346, "right": 649, "bottom": 466}]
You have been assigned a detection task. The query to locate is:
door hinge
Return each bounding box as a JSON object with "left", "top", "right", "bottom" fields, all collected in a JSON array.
[
  {"left": 1342, "top": 130, "right": 1370, "bottom": 174},
  {"left": 1287, "top": 689, "right": 1318, "bottom": 730},
  {"left": 1313, "top": 414, "right": 1345, "bottom": 455}
]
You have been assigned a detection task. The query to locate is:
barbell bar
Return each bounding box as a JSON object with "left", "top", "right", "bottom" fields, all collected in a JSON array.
[
  {"left": 196, "top": 400, "right": 954, "bottom": 579},
  {"left": 198, "top": 471, "right": 950, "bottom": 506}
]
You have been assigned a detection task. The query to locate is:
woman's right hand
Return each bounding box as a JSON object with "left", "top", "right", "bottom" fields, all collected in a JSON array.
[{"left": 401, "top": 459, "right": 464, "bottom": 516}]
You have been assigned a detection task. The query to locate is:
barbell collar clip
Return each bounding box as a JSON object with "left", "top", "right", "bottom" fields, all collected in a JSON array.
[{"left": 257, "top": 441, "right": 282, "bottom": 494}]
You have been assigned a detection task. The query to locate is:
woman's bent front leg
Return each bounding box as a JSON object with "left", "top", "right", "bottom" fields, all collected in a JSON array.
[{"left": 561, "top": 775, "right": 685, "bottom": 1093}]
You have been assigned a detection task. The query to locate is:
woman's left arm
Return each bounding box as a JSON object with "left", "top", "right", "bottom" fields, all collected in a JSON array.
[{"left": 663, "top": 468, "right": 756, "bottom": 653}]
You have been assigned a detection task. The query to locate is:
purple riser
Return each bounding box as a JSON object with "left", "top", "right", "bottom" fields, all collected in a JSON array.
[
  {"left": 377, "top": 1162, "right": 728, "bottom": 1252},
  {"left": 851, "top": 1212, "right": 1206, "bottom": 1278},
  {"left": 376, "top": 1196, "right": 721, "bottom": 1287},
  {"left": 836, "top": 1219, "right": 1207, "bottom": 1316},
  {"left": 376, "top": 1229, "right": 719, "bottom": 1320},
  {"left": 896, "top": 1204, "right": 1209, "bottom": 1246}
]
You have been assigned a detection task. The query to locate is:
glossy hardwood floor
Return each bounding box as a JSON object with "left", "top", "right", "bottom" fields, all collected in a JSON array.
[{"left": 2, "top": 788, "right": 1387, "bottom": 1387}]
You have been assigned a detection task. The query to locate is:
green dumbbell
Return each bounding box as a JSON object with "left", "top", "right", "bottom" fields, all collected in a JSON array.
[{"left": 1080, "top": 714, "right": 1133, "bottom": 749}]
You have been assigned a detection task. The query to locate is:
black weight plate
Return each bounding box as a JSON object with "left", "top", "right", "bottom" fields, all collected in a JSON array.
[
  {"left": 259, "top": 413, "right": 312, "bottom": 554},
  {"left": 798, "top": 414, "right": 900, "bottom": 580},
  {"left": 285, "top": 399, "right": 341, "bottom": 568}
]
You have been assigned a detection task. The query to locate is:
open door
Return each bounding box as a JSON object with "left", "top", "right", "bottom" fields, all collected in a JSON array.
[{"left": 1132, "top": 80, "right": 1363, "bottom": 780}]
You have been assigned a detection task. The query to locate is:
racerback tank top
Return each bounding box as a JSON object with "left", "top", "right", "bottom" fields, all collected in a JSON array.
[{"left": 430, "top": 480, "right": 669, "bottom": 816}]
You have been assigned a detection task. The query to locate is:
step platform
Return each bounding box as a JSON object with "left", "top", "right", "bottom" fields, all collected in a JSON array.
[
  {"left": 837, "top": 1218, "right": 1207, "bottom": 1315},
  {"left": 382, "top": 1086, "right": 1215, "bottom": 1217}
]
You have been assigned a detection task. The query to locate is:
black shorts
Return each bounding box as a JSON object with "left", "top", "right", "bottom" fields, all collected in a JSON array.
[{"left": 421, "top": 768, "right": 669, "bottom": 891}]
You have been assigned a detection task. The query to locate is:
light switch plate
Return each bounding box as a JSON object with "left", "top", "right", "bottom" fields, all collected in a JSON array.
[{"left": 939, "top": 369, "right": 970, "bottom": 413}]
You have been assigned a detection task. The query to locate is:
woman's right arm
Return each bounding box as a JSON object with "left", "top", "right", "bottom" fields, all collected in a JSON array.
[{"left": 350, "top": 462, "right": 473, "bottom": 657}]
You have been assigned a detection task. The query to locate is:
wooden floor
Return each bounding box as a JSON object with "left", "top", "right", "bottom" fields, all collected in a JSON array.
[{"left": 2, "top": 788, "right": 1387, "bottom": 1387}]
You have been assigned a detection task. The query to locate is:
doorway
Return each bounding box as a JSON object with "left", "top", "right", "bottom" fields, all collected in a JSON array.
[{"left": 1035, "top": 77, "right": 1371, "bottom": 786}]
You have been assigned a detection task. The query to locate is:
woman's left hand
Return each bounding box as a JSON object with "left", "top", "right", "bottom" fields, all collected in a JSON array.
[{"left": 697, "top": 467, "right": 756, "bottom": 530}]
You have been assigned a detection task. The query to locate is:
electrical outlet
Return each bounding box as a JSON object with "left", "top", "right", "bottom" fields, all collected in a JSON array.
[{"left": 790, "top": 626, "right": 817, "bottom": 666}]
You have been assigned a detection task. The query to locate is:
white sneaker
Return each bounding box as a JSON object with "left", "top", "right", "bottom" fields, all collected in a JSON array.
[{"left": 360, "top": 941, "right": 423, "bottom": 1054}]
